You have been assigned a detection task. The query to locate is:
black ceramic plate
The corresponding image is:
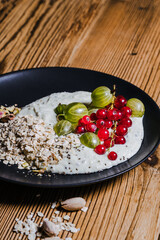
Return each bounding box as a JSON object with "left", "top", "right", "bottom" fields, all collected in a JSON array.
[{"left": 0, "top": 67, "right": 159, "bottom": 188}]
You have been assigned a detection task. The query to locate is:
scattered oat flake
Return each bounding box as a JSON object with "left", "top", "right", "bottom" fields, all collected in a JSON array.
[
  {"left": 70, "top": 227, "right": 80, "bottom": 233},
  {"left": 13, "top": 200, "right": 83, "bottom": 240},
  {"left": 81, "top": 206, "right": 88, "bottom": 212},
  {"left": 63, "top": 215, "right": 70, "bottom": 221},
  {"left": 14, "top": 218, "right": 38, "bottom": 240},
  {"left": 36, "top": 194, "right": 40, "bottom": 198},
  {"left": 54, "top": 210, "right": 60, "bottom": 215},
  {"left": 27, "top": 213, "right": 34, "bottom": 219},
  {"left": 52, "top": 216, "right": 62, "bottom": 223},
  {"left": 37, "top": 212, "right": 44, "bottom": 217},
  {"left": 51, "top": 202, "right": 57, "bottom": 209}
]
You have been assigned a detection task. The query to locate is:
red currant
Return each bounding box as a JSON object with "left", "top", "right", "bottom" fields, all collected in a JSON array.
[
  {"left": 104, "top": 137, "right": 114, "bottom": 148},
  {"left": 81, "top": 115, "right": 91, "bottom": 125},
  {"left": 114, "top": 95, "right": 127, "bottom": 109},
  {"left": 116, "top": 125, "right": 128, "bottom": 136},
  {"left": 76, "top": 125, "right": 85, "bottom": 134},
  {"left": 121, "top": 106, "right": 132, "bottom": 118},
  {"left": 96, "top": 109, "right": 107, "bottom": 119},
  {"left": 116, "top": 110, "right": 122, "bottom": 120},
  {"left": 90, "top": 113, "right": 97, "bottom": 121},
  {"left": 97, "top": 129, "right": 109, "bottom": 140},
  {"left": 106, "top": 108, "right": 119, "bottom": 121},
  {"left": 115, "top": 136, "right": 126, "bottom": 144},
  {"left": 85, "top": 123, "right": 97, "bottom": 133},
  {"left": 78, "top": 118, "right": 86, "bottom": 126},
  {"left": 96, "top": 119, "right": 106, "bottom": 128},
  {"left": 119, "top": 117, "right": 132, "bottom": 128},
  {"left": 108, "top": 151, "right": 117, "bottom": 160},
  {"left": 105, "top": 120, "right": 113, "bottom": 128},
  {"left": 94, "top": 144, "right": 106, "bottom": 155}
]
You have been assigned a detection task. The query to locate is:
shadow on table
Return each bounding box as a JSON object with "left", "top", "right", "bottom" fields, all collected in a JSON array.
[{"left": 0, "top": 177, "right": 117, "bottom": 205}]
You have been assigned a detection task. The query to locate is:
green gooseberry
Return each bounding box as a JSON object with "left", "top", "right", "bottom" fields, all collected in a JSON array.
[
  {"left": 91, "top": 86, "right": 113, "bottom": 108},
  {"left": 64, "top": 102, "right": 88, "bottom": 123}
]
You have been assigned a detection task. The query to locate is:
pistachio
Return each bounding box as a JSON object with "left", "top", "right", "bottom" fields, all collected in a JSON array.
[
  {"left": 60, "top": 197, "right": 86, "bottom": 211},
  {"left": 42, "top": 219, "right": 60, "bottom": 237},
  {"left": 0, "top": 105, "right": 21, "bottom": 115}
]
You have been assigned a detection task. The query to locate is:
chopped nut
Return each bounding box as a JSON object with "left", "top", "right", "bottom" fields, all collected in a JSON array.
[
  {"left": 42, "top": 219, "right": 60, "bottom": 237},
  {"left": 0, "top": 105, "right": 20, "bottom": 122},
  {"left": 61, "top": 197, "right": 86, "bottom": 211}
]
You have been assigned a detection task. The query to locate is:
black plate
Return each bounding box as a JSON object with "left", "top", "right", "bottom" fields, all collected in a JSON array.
[{"left": 0, "top": 67, "right": 159, "bottom": 188}]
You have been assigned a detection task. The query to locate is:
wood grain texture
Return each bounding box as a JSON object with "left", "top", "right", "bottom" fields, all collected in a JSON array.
[{"left": 0, "top": 0, "right": 160, "bottom": 239}]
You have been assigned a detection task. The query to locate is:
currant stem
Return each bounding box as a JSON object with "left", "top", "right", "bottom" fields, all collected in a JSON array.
[
  {"left": 110, "top": 84, "right": 116, "bottom": 110},
  {"left": 107, "top": 85, "right": 117, "bottom": 152},
  {"left": 108, "top": 121, "right": 117, "bottom": 152}
]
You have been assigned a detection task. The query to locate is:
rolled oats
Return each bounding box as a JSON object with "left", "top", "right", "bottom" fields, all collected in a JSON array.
[{"left": 0, "top": 115, "right": 80, "bottom": 172}]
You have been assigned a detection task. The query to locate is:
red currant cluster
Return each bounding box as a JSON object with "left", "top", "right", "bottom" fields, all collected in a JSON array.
[{"left": 76, "top": 95, "right": 132, "bottom": 160}]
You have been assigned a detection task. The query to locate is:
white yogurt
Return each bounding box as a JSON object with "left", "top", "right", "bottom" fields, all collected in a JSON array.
[{"left": 19, "top": 91, "right": 144, "bottom": 174}]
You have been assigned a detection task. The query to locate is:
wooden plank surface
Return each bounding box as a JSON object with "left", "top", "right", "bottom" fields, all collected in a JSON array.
[{"left": 0, "top": 0, "right": 160, "bottom": 239}]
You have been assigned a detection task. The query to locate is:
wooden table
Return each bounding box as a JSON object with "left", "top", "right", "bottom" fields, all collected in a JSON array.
[{"left": 0, "top": 0, "right": 160, "bottom": 239}]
